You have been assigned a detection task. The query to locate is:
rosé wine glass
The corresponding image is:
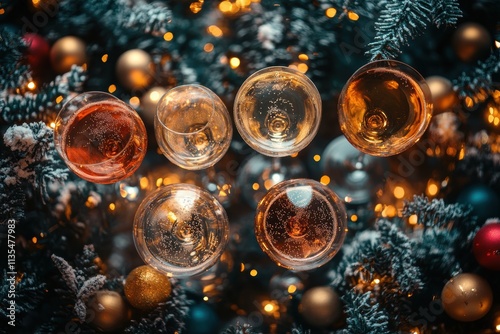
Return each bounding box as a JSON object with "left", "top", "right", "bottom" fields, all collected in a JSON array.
[{"left": 54, "top": 91, "right": 147, "bottom": 184}]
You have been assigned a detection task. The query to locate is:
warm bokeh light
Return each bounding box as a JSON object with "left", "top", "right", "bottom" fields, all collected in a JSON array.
[
  {"left": 129, "top": 96, "right": 140, "bottom": 107},
  {"left": 101, "top": 54, "right": 108, "bottom": 63},
  {"left": 426, "top": 180, "right": 439, "bottom": 196},
  {"left": 108, "top": 84, "right": 117, "bottom": 93},
  {"left": 203, "top": 296, "right": 209, "bottom": 301},
  {"left": 250, "top": 269, "right": 258, "bottom": 277},
  {"left": 297, "top": 63, "right": 308, "bottom": 73},
  {"left": 347, "top": 11, "right": 359, "bottom": 21},
  {"left": 313, "top": 154, "right": 321, "bottom": 162},
  {"left": 319, "top": 175, "right": 330, "bottom": 185},
  {"left": 229, "top": 57, "right": 241, "bottom": 69},
  {"left": 55, "top": 95, "right": 64, "bottom": 104},
  {"left": 325, "top": 7, "right": 337, "bottom": 18},
  {"left": 140, "top": 177, "right": 149, "bottom": 189},
  {"left": 298, "top": 53, "right": 309, "bottom": 61},
  {"left": 27, "top": 81, "right": 36, "bottom": 90},
  {"left": 208, "top": 25, "right": 223, "bottom": 37},
  {"left": 163, "top": 32, "right": 174, "bottom": 41},
  {"left": 393, "top": 186, "right": 405, "bottom": 199},
  {"left": 351, "top": 214, "right": 358, "bottom": 222},
  {"left": 204, "top": 43, "right": 214, "bottom": 52},
  {"left": 288, "top": 285, "right": 297, "bottom": 294},
  {"left": 109, "top": 203, "right": 116, "bottom": 211},
  {"left": 190, "top": 1, "right": 204, "bottom": 13},
  {"left": 252, "top": 183, "right": 260, "bottom": 190},
  {"left": 409, "top": 214, "right": 418, "bottom": 225},
  {"left": 32, "top": 236, "right": 37, "bottom": 244}
]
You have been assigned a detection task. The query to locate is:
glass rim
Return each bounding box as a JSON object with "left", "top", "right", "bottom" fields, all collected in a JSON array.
[
  {"left": 133, "top": 183, "right": 230, "bottom": 278},
  {"left": 255, "top": 178, "right": 347, "bottom": 270},
  {"left": 54, "top": 91, "right": 142, "bottom": 167},
  {"left": 336, "top": 59, "right": 434, "bottom": 157},
  {"left": 155, "top": 84, "right": 216, "bottom": 136},
  {"left": 233, "top": 66, "right": 322, "bottom": 157}
]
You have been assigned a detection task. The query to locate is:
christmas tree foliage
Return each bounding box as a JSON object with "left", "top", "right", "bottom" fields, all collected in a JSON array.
[{"left": 1, "top": 0, "right": 500, "bottom": 333}]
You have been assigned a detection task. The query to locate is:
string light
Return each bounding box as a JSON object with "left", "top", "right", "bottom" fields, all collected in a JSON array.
[
  {"left": 101, "top": 54, "right": 108, "bottom": 62},
  {"left": 163, "top": 32, "right": 174, "bottom": 41},
  {"left": 109, "top": 203, "right": 116, "bottom": 211},
  {"left": 129, "top": 96, "right": 140, "bottom": 107},
  {"left": 229, "top": 57, "right": 240, "bottom": 69},
  {"left": 393, "top": 186, "right": 405, "bottom": 199},
  {"left": 108, "top": 84, "right": 117, "bottom": 93},
  {"left": 313, "top": 154, "right": 321, "bottom": 162},
  {"left": 55, "top": 96, "right": 64, "bottom": 104},
  {"left": 408, "top": 214, "right": 418, "bottom": 225},
  {"left": 204, "top": 43, "right": 214, "bottom": 52},
  {"left": 325, "top": 7, "right": 337, "bottom": 18},
  {"left": 27, "top": 81, "right": 36, "bottom": 90},
  {"left": 298, "top": 53, "right": 309, "bottom": 61},
  {"left": 250, "top": 269, "right": 258, "bottom": 277},
  {"left": 347, "top": 11, "right": 359, "bottom": 21},
  {"left": 319, "top": 175, "right": 330, "bottom": 185},
  {"left": 207, "top": 25, "right": 223, "bottom": 37}
]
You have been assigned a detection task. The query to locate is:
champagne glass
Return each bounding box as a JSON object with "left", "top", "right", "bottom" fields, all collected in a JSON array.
[
  {"left": 155, "top": 84, "right": 233, "bottom": 203},
  {"left": 233, "top": 66, "right": 322, "bottom": 206},
  {"left": 155, "top": 84, "right": 232, "bottom": 170},
  {"left": 255, "top": 179, "right": 347, "bottom": 271},
  {"left": 337, "top": 59, "right": 433, "bottom": 157},
  {"left": 133, "top": 183, "right": 230, "bottom": 278},
  {"left": 54, "top": 91, "right": 147, "bottom": 184}
]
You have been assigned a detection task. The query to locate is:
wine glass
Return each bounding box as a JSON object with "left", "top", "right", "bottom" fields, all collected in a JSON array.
[
  {"left": 133, "top": 183, "right": 230, "bottom": 278},
  {"left": 337, "top": 60, "right": 433, "bottom": 157},
  {"left": 255, "top": 179, "right": 347, "bottom": 271},
  {"left": 233, "top": 66, "right": 322, "bottom": 206},
  {"left": 54, "top": 91, "right": 148, "bottom": 184},
  {"left": 155, "top": 84, "right": 232, "bottom": 170}
]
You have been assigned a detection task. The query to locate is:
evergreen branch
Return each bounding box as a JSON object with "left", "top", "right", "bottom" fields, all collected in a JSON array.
[
  {"left": 453, "top": 50, "right": 500, "bottom": 99},
  {"left": 125, "top": 282, "right": 192, "bottom": 333},
  {"left": 0, "top": 29, "right": 32, "bottom": 90},
  {"left": 75, "top": 275, "right": 106, "bottom": 321},
  {"left": 51, "top": 255, "right": 78, "bottom": 294},
  {"left": 402, "top": 195, "right": 473, "bottom": 230},
  {"left": 0, "top": 271, "right": 46, "bottom": 320},
  {"left": 124, "top": 1, "right": 172, "bottom": 35},
  {"left": 377, "top": 220, "right": 423, "bottom": 293},
  {"left": 1, "top": 66, "right": 87, "bottom": 123},
  {"left": 220, "top": 323, "right": 259, "bottom": 334},
  {"left": 431, "top": 0, "right": 462, "bottom": 27},
  {"left": 342, "top": 291, "right": 392, "bottom": 334},
  {"left": 367, "top": 0, "right": 432, "bottom": 60}
]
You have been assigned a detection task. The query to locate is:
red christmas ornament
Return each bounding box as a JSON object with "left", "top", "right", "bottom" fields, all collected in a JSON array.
[
  {"left": 23, "top": 33, "right": 50, "bottom": 70},
  {"left": 473, "top": 220, "right": 500, "bottom": 271}
]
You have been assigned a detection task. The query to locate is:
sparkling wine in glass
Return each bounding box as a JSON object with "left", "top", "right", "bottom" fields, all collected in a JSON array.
[
  {"left": 255, "top": 179, "right": 347, "bottom": 271},
  {"left": 133, "top": 183, "right": 230, "bottom": 277},
  {"left": 155, "top": 84, "right": 232, "bottom": 170},
  {"left": 54, "top": 91, "right": 148, "bottom": 184},
  {"left": 338, "top": 60, "right": 433, "bottom": 157},
  {"left": 234, "top": 66, "right": 322, "bottom": 157}
]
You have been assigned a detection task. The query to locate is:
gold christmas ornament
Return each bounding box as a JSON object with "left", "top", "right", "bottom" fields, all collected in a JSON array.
[
  {"left": 299, "top": 286, "right": 343, "bottom": 327},
  {"left": 140, "top": 86, "right": 168, "bottom": 125},
  {"left": 485, "top": 88, "right": 500, "bottom": 129},
  {"left": 116, "top": 49, "right": 155, "bottom": 90},
  {"left": 441, "top": 273, "right": 493, "bottom": 322},
  {"left": 50, "top": 36, "right": 87, "bottom": 74},
  {"left": 87, "top": 290, "right": 129, "bottom": 332},
  {"left": 124, "top": 265, "right": 172, "bottom": 310},
  {"left": 452, "top": 23, "right": 491, "bottom": 62},
  {"left": 425, "top": 76, "right": 458, "bottom": 114}
]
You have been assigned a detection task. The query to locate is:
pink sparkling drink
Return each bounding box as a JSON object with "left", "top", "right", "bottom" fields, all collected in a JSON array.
[{"left": 54, "top": 92, "right": 147, "bottom": 184}]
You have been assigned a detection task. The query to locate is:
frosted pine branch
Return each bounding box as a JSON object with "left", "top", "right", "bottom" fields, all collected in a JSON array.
[
  {"left": 51, "top": 255, "right": 78, "bottom": 294},
  {"left": 2, "top": 66, "right": 87, "bottom": 123},
  {"left": 124, "top": 1, "right": 172, "bottom": 35},
  {"left": 431, "top": 0, "right": 462, "bottom": 27},
  {"left": 453, "top": 50, "right": 500, "bottom": 99},
  {"left": 342, "top": 291, "right": 392, "bottom": 334}
]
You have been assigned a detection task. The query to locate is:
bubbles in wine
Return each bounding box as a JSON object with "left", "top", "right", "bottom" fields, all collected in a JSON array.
[{"left": 184, "top": 123, "right": 215, "bottom": 156}]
